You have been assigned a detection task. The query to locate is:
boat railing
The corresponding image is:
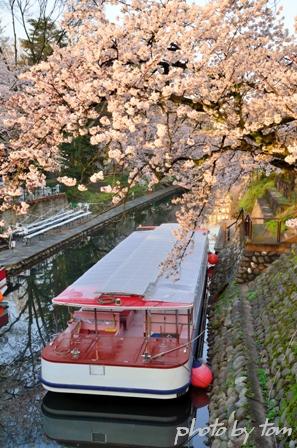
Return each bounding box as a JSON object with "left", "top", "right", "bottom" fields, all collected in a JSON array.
[{"left": 146, "top": 310, "right": 192, "bottom": 342}]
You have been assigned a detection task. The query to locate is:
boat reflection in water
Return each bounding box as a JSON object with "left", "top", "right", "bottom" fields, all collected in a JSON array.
[{"left": 42, "top": 388, "right": 209, "bottom": 447}]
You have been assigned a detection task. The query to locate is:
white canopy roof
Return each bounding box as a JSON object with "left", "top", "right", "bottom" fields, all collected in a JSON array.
[{"left": 53, "top": 224, "right": 209, "bottom": 306}]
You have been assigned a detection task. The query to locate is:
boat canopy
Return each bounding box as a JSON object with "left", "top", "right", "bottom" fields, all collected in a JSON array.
[{"left": 52, "top": 224, "right": 208, "bottom": 309}]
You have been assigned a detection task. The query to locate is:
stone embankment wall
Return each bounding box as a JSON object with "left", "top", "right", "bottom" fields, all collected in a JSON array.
[
  {"left": 208, "top": 250, "right": 297, "bottom": 447},
  {"left": 251, "top": 252, "right": 297, "bottom": 446},
  {"left": 209, "top": 233, "right": 243, "bottom": 299},
  {"left": 208, "top": 285, "right": 255, "bottom": 448},
  {"left": 236, "top": 249, "right": 280, "bottom": 284}
]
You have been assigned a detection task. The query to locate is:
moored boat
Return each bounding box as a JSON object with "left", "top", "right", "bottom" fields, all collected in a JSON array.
[
  {"left": 0, "top": 267, "right": 8, "bottom": 328},
  {"left": 0, "top": 267, "right": 7, "bottom": 296},
  {"left": 41, "top": 224, "right": 209, "bottom": 399},
  {"left": 0, "top": 303, "right": 8, "bottom": 328}
]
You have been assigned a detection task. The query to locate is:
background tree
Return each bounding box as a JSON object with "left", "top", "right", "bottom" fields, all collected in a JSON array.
[
  {"left": 60, "top": 135, "right": 107, "bottom": 184},
  {"left": 20, "top": 17, "right": 65, "bottom": 65},
  {"left": 2, "top": 0, "right": 65, "bottom": 65}
]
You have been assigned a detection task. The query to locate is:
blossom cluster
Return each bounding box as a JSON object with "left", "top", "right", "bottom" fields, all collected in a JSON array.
[{"left": 0, "top": 0, "right": 296, "bottom": 247}]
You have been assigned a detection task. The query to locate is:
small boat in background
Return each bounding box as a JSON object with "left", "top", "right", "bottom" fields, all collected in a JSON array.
[
  {"left": 0, "top": 267, "right": 9, "bottom": 328},
  {"left": 0, "top": 267, "right": 7, "bottom": 296},
  {"left": 41, "top": 224, "right": 209, "bottom": 399},
  {"left": 0, "top": 302, "right": 8, "bottom": 328}
]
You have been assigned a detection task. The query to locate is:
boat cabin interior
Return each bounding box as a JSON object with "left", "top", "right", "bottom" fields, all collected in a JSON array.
[{"left": 43, "top": 308, "right": 194, "bottom": 369}]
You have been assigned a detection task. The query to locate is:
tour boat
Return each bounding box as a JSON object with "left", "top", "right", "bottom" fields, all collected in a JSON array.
[
  {"left": 0, "top": 267, "right": 7, "bottom": 296},
  {"left": 0, "top": 303, "right": 8, "bottom": 328},
  {"left": 41, "top": 223, "right": 209, "bottom": 399},
  {"left": 0, "top": 267, "right": 8, "bottom": 328}
]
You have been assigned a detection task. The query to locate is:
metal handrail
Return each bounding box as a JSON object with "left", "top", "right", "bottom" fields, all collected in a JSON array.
[
  {"left": 245, "top": 216, "right": 283, "bottom": 243},
  {"left": 226, "top": 208, "right": 245, "bottom": 241}
]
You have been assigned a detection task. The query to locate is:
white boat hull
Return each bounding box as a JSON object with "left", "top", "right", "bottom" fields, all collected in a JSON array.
[{"left": 41, "top": 359, "right": 191, "bottom": 399}]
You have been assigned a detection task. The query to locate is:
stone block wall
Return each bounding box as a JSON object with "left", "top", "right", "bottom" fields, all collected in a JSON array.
[
  {"left": 250, "top": 252, "right": 297, "bottom": 445},
  {"left": 236, "top": 249, "right": 281, "bottom": 284},
  {"left": 207, "top": 250, "right": 297, "bottom": 447},
  {"left": 207, "top": 285, "right": 254, "bottom": 448}
]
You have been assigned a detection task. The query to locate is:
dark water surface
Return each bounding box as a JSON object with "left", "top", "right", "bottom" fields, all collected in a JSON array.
[{"left": 0, "top": 198, "right": 209, "bottom": 448}]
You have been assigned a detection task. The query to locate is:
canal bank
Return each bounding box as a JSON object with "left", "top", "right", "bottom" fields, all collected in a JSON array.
[{"left": 0, "top": 186, "right": 182, "bottom": 275}]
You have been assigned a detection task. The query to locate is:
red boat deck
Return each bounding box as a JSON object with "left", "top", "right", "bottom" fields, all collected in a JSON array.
[{"left": 42, "top": 310, "right": 191, "bottom": 369}]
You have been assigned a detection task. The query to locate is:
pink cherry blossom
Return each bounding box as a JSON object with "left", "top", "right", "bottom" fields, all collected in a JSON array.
[{"left": 0, "top": 0, "right": 296, "bottom": 248}]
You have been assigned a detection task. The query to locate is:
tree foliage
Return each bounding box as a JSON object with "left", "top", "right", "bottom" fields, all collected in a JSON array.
[
  {"left": 60, "top": 135, "right": 106, "bottom": 184},
  {"left": 1, "top": 0, "right": 297, "bottom": 236}
]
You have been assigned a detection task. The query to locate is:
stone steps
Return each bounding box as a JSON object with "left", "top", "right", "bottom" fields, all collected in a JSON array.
[
  {"left": 251, "top": 197, "right": 274, "bottom": 222},
  {"left": 265, "top": 188, "right": 291, "bottom": 215}
]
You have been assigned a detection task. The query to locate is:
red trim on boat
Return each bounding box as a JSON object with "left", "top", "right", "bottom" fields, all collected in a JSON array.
[
  {"left": 0, "top": 268, "right": 6, "bottom": 282},
  {"left": 53, "top": 293, "right": 191, "bottom": 309}
]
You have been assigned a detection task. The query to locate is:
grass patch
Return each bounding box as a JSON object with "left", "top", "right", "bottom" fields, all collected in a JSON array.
[
  {"left": 239, "top": 176, "right": 275, "bottom": 213},
  {"left": 247, "top": 290, "right": 257, "bottom": 302},
  {"left": 59, "top": 172, "right": 149, "bottom": 211},
  {"left": 280, "top": 384, "right": 297, "bottom": 440},
  {"left": 258, "top": 368, "right": 268, "bottom": 391},
  {"left": 264, "top": 203, "right": 297, "bottom": 235}
]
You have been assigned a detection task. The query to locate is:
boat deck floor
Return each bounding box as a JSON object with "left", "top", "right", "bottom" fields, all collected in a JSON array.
[
  {"left": 42, "top": 309, "right": 190, "bottom": 368},
  {"left": 42, "top": 311, "right": 189, "bottom": 368},
  {"left": 42, "top": 333, "right": 189, "bottom": 369}
]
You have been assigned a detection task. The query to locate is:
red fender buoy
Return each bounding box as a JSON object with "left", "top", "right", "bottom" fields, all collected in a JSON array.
[
  {"left": 208, "top": 253, "right": 219, "bottom": 265},
  {"left": 191, "top": 360, "right": 213, "bottom": 389}
]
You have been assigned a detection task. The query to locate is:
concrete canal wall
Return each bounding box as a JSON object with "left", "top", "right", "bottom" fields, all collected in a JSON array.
[
  {"left": 0, "top": 186, "right": 181, "bottom": 274},
  {"left": 2, "top": 194, "right": 68, "bottom": 226}
]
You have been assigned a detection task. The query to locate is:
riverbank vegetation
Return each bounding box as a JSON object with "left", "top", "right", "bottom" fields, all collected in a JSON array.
[{"left": 239, "top": 174, "right": 276, "bottom": 213}]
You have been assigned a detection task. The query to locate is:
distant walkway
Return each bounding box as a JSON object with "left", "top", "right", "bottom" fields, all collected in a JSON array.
[{"left": 1, "top": 186, "right": 181, "bottom": 274}]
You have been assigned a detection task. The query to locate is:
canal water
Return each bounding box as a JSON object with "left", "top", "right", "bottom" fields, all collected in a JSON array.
[{"left": 0, "top": 197, "right": 209, "bottom": 448}]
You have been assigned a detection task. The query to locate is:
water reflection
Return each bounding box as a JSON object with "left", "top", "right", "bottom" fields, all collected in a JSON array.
[{"left": 42, "top": 388, "right": 209, "bottom": 448}]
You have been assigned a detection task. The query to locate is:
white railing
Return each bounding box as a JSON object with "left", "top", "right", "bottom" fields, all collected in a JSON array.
[
  {"left": 12, "top": 204, "right": 91, "bottom": 243},
  {"left": 18, "top": 185, "right": 61, "bottom": 202}
]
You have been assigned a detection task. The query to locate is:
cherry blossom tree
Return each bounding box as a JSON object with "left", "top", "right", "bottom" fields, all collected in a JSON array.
[
  {"left": 0, "top": 47, "right": 18, "bottom": 157},
  {"left": 1, "top": 0, "right": 297, "bottom": 236}
]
